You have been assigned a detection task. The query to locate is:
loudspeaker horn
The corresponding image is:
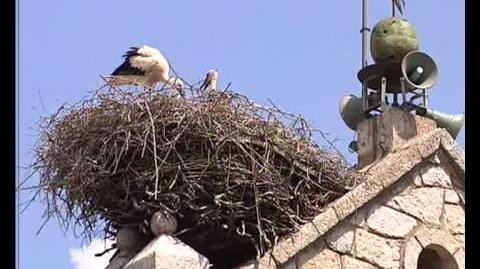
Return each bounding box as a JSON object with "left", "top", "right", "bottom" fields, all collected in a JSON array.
[
  {"left": 401, "top": 51, "right": 438, "bottom": 89},
  {"left": 339, "top": 95, "right": 366, "bottom": 131},
  {"left": 416, "top": 107, "right": 465, "bottom": 139}
]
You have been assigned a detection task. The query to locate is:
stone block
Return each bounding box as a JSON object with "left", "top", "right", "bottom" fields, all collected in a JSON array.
[
  {"left": 414, "top": 226, "right": 461, "bottom": 255},
  {"left": 454, "top": 248, "right": 465, "bottom": 269},
  {"left": 444, "top": 204, "right": 465, "bottom": 235},
  {"left": 123, "top": 235, "right": 211, "bottom": 269},
  {"left": 386, "top": 187, "right": 444, "bottom": 226},
  {"left": 454, "top": 234, "right": 465, "bottom": 245},
  {"left": 271, "top": 208, "right": 340, "bottom": 264},
  {"left": 325, "top": 223, "right": 355, "bottom": 254},
  {"left": 271, "top": 237, "right": 296, "bottom": 264},
  {"left": 366, "top": 205, "right": 418, "bottom": 238},
  {"left": 445, "top": 189, "right": 460, "bottom": 204},
  {"left": 341, "top": 255, "right": 377, "bottom": 269},
  {"left": 346, "top": 208, "right": 367, "bottom": 228},
  {"left": 311, "top": 208, "right": 340, "bottom": 235},
  {"left": 357, "top": 116, "right": 377, "bottom": 168},
  {"left": 419, "top": 165, "right": 452, "bottom": 188},
  {"left": 297, "top": 248, "right": 340, "bottom": 269},
  {"left": 357, "top": 106, "right": 436, "bottom": 168},
  {"left": 353, "top": 228, "right": 402, "bottom": 269},
  {"left": 403, "top": 236, "right": 423, "bottom": 269}
]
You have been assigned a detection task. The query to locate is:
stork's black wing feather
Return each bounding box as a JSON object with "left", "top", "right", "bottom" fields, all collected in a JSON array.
[
  {"left": 122, "top": 47, "right": 141, "bottom": 59},
  {"left": 111, "top": 60, "right": 145, "bottom": 76}
]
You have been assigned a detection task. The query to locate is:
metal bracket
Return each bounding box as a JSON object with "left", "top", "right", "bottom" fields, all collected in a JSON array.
[
  {"left": 362, "top": 76, "right": 387, "bottom": 113},
  {"left": 400, "top": 77, "right": 407, "bottom": 105},
  {"left": 380, "top": 77, "right": 387, "bottom": 111},
  {"left": 362, "top": 82, "right": 368, "bottom": 111},
  {"left": 422, "top": 89, "right": 428, "bottom": 108}
]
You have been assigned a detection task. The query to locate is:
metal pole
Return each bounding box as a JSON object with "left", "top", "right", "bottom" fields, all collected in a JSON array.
[
  {"left": 392, "top": 0, "right": 396, "bottom": 17},
  {"left": 361, "top": 0, "right": 369, "bottom": 68},
  {"left": 361, "top": 0, "right": 370, "bottom": 111}
]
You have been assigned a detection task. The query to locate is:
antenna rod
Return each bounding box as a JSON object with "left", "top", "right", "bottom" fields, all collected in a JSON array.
[
  {"left": 361, "top": 0, "right": 370, "bottom": 110},
  {"left": 361, "top": 0, "right": 369, "bottom": 68}
]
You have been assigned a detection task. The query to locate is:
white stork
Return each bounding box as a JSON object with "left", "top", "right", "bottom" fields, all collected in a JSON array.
[
  {"left": 109, "top": 45, "right": 185, "bottom": 96},
  {"left": 200, "top": 69, "right": 219, "bottom": 92}
]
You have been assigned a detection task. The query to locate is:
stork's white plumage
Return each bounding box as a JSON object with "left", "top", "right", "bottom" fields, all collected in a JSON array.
[
  {"left": 200, "top": 69, "right": 219, "bottom": 92},
  {"left": 109, "top": 45, "right": 184, "bottom": 96}
]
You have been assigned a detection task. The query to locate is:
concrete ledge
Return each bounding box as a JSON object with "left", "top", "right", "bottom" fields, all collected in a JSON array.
[{"left": 123, "top": 235, "right": 211, "bottom": 269}]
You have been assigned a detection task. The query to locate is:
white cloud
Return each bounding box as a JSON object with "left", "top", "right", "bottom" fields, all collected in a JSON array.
[{"left": 69, "top": 238, "right": 116, "bottom": 269}]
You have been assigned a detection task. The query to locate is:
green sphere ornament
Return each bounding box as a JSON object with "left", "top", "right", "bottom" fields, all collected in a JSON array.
[{"left": 370, "top": 18, "right": 419, "bottom": 63}]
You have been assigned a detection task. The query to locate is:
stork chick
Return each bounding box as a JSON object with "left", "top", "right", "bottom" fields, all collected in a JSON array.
[
  {"left": 200, "top": 69, "right": 219, "bottom": 92},
  {"left": 109, "top": 45, "right": 185, "bottom": 96}
]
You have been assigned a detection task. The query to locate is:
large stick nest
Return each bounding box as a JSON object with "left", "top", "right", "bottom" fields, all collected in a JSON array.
[{"left": 30, "top": 85, "right": 357, "bottom": 267}]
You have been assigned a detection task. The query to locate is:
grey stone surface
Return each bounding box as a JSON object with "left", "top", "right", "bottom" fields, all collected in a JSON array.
[
  {"left": 419, "top": 165, "right": 452, "bottom": 188},
  {"left": 454, "top": 233, "right": 465, "bottom": 245},
  {"left": 445, "top": 189, "right": 460, "bottom": 204},
  {"left": 366, "top": 205, "right": 417, "bottom": 238},
  {"left": 325, "top": 223, "right": 355, "bottom": 254},
  {"left": 439, "top": 134, "right": 465, "bottom": 173},
  {"left": 386, "top": 187, "right": 444, "bottom": 225},
  {"left": 412, "top": 172, "right": 423, "bottom": 187},
  {"left": 311, "top": 208, "right": 340, "bottom": 235},
  {"left": 357, "top": 106, "right": 436, "bottom": 168},
  {"left": 326, "top": 225, "right": 403, "bottom": 268},
  {"left": 341, "top": 255, "right": 377, "bottom": 269},
  {"left": 297, "top": 248, "right": 340, "bottom": 269},
  {"left": 403, "top": 236, "right": 423, "bottom": 269},
  {"left": 414, "top": 226, "right": 462, "bottom": 255},
  {"left": 123, "top": 235, "right": 211, "bottom": 269},
  {"left": 346, "top": 208, "right": 367, "bottom": 228},
  {"left": 353, "top": 228, "right": 401, "bottom": 269},
  {"left": 443, "top": 204, "right": 465, "bottom": 235},
  {"left": 454, "top": 248, "right": 465, "bottom": 269}
]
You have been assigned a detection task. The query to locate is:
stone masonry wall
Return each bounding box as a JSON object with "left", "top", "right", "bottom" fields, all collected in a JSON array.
[{"left": 274, "top": 151, "right": 464, "bottom": 269}]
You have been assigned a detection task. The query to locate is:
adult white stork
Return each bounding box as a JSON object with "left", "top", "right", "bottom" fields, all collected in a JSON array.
[
  {"left": 109, "top": 45, "right": 185, "bottom": 96},
  {"left": 200, "top": 69, "right": 219, "bottom": 92}
]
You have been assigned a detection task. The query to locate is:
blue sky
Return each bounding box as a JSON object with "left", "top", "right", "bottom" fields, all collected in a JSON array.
[{"left": 17, "top": 1, "right": 464, "bottom": 268}]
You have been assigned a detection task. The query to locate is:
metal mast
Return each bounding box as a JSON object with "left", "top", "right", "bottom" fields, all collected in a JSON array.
[{"left": 361, "top": 0, "right": 370, "bottom": 110}]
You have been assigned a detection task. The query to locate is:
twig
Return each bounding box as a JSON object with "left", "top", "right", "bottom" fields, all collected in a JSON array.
[{"left": 144, "top": 101, "right": 160, "bottom": 200}]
